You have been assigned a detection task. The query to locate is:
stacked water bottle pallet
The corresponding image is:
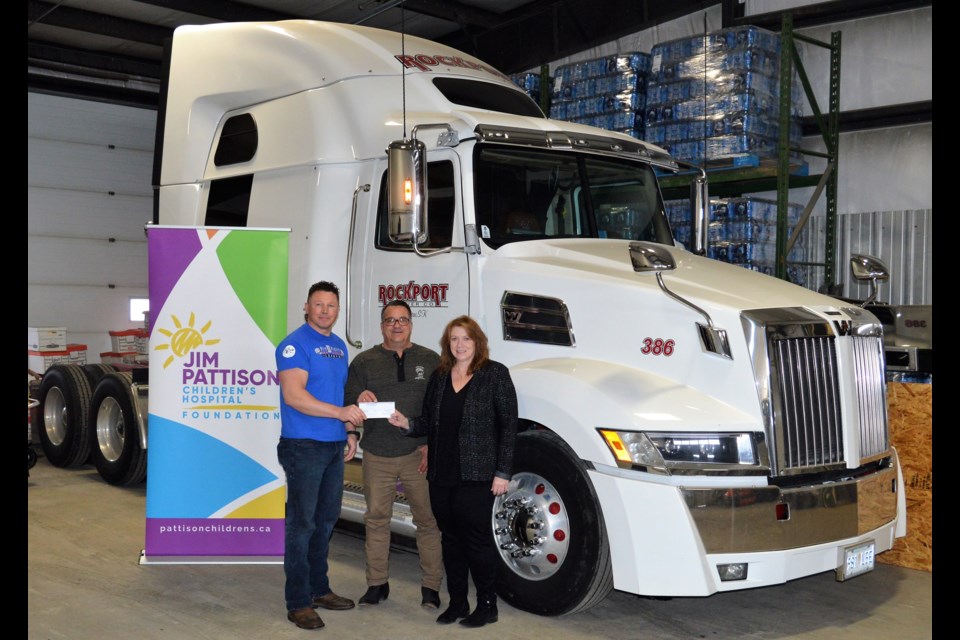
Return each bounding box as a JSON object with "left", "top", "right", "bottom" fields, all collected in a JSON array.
[
  {"left": 548, "top": 53, "right": 651, "bottom": 139},
  {"left": 511, "top": 72, "right": 545, "bottom": 106},
  {"left": 646, "top": 26, "right": 804, "bottom": 168},
  {"left": 666, "top": 196, "right": 811, "bottom": 286}
]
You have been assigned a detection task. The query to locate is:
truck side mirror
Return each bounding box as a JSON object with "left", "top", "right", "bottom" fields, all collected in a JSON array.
[
  {"left": 387, "top": 139, "right": 429, "bottom": 245},
  {"left": 629, "top": 241, "right": 676, "bottom": 273},
  {"left": 849, "top": 254, "right": 889, "bottom": 307}
]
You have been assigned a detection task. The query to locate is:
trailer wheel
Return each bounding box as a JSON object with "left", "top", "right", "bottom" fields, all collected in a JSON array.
[
  {"left": 493, "top": 430, "right": 612, "bottom": 616},
  {"left": 89, "top": 372, "right": 147, "bottom": 485},
  {"left": 37, "top": 364, "right": 93, "bottom": 468},
  {"left": 82, "top": 363, "right": 117, "bottom": 386}
]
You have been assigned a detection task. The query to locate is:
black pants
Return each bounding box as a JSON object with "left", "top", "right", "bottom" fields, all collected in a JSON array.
[{"left": 429, "top": 481, "right": 497, "bottom": 603}]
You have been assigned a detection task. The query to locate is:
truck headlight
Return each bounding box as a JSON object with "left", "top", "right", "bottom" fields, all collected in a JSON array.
[{"left": 598, "top": 430, "right": 760, "bottom": 475}]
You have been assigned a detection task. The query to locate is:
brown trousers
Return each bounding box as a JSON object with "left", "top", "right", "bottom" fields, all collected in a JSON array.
[{"left": 361, "top": 450, "right": 443, "bottom": 590}]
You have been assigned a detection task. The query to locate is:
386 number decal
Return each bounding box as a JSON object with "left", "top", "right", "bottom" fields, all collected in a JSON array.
[{"left": 641, "top": 338, "right": 675, "bottom": 356}]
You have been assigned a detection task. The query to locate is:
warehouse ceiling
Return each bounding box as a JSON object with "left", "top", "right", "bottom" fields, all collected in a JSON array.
[
  {"left": 26, "top": 0, "right": 719, "bottom": 108},
  {"left": 27, "top": 0, "right": 930, "bottom": 110}
]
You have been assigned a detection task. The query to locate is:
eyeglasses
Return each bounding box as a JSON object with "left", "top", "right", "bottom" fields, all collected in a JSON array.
[{"left": 381, "top": 317, "right": 411, "bottom": 326}]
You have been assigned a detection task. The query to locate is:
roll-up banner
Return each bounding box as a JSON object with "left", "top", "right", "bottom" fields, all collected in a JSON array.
[{"left": 142, "top": 227, "right": 289, "bottom": 563}]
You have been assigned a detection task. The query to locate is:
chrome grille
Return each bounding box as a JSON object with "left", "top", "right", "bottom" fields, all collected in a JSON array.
[
  {"left": 851, "top": 335, "right": 889, "bottom": 459},
  {"left": 773, "top": 336, "right": 844, "bottom": 470},
  {"left": 743, "top": 307, "right": 889, "bottom": 477},
  {"left": 771, "top": 336, "right": 889, "bottom": 473}
]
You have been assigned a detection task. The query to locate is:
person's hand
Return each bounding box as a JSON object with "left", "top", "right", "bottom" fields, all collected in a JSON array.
[
  {"left": 357, "top": 390, "right": 377, "bottom": 403},
  {"left": 417, "top": 445, "right": 428, "bottom": 474},
  {"left": 344, "top": 432, "right": 359, "bottom": 462},
  {"left": 340, "top": 404, "right": 366, "bottom": 426},
  {"left": 491, "top": 476, "right": 509, "bottom": 496},
  {"left": 388, "top": 410, "right": 409, "bottom": 429}
]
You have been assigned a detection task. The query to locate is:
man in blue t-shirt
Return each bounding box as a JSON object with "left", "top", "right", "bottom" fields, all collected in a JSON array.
[{"left": 276, "top": 280, "right": 366, "bottom": 630}]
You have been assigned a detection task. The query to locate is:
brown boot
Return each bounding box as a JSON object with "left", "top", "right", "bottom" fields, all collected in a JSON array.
[
  {"left": 288, "top": 606, "right": 325, "bottom": 629},
  {"left": 311, "top": 592, "right": 356, "bottom": 610}
]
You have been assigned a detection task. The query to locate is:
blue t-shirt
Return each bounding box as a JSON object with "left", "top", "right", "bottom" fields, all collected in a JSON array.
[{"left": 275, "top": 323, "right": 349, "bottom": 441}]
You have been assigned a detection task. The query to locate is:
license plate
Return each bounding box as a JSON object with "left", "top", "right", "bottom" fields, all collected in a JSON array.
[{"left": 837, "top": 540, "right": 875, "bottom": 581}]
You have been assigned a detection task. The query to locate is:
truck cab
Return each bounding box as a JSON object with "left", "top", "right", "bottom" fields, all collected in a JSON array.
[{"left": 153, "top": 20, "right": 906, "bottom": 616}]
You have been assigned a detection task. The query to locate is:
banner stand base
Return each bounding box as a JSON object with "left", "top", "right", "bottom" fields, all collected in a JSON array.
[{"left": 139, "top": 549, "right": 283, "bottom": 565}]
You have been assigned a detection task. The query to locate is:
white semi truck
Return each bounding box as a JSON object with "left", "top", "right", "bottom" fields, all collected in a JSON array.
[{"left": 37, "top": 20, "right": 905, "bottom": 617}]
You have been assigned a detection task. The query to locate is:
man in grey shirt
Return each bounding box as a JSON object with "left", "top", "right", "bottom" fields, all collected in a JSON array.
[{"left": 345, "top": 300, "right": 443, "bottom": 609}]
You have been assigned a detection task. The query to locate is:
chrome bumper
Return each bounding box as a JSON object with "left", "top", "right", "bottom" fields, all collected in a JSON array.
[{"left": 682, "top": 449, "right": 900, "bottom": 553}]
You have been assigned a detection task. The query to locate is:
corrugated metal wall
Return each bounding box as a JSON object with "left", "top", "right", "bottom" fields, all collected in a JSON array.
[
  {"left": 27, "top": 92, "right": 155, "bottom": 359},
  {"left": 805, "top": 210, "right": 932, "bottom": 305}
]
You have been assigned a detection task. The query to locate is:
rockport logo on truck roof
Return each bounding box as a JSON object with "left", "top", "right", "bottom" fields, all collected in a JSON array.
[{"left": 395, "top": 53, "right": 510, "bottom": 82}]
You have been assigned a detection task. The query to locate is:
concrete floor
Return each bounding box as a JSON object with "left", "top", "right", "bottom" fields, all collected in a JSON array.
[{"left": 28, "top": 454, "right": 933, "bottom": 640}]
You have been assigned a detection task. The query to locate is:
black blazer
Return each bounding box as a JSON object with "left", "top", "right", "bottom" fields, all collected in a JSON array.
[{"left": 406, "top": 360, "right": 518, "bottom": 482}]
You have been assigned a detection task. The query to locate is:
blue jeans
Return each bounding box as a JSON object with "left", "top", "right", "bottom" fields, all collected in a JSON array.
[{"left": 277, "top": 437, "right": 346, "bottom": 611}]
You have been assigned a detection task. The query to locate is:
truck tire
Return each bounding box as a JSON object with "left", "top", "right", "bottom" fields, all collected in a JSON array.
[
  {"left": 37, "top": 364, "right": 93, "bottom": 468},
  {"left": 493, "top": 430, "right": 613, "bottom": 616},
  {"left": 82, "top": 363, "right": 117, "bottom": 386},
  {"left": 89, "top": 372, "right": 147, "bottom": 485}
]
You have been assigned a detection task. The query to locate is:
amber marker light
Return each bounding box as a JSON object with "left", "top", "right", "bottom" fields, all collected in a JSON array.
[
  {"left": 599, "top": 429, "right": 632, "bottom": 465},
  {"left": 404, "top": 178, "right": 413, "bottom": 204}
]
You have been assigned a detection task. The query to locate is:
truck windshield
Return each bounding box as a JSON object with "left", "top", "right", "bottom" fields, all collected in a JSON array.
[{"left": 474, "top": 145, "right": 673, "bottom": 248}]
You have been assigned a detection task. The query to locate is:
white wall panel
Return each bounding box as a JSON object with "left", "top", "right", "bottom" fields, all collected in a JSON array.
[
  {"left": 28, "top": 138, "right": 153, "bottom": 195},
  {"left": 748, "top": 123, "right": 932, "bottom": 215},
  {"left": 28, "top": 92, "right": 156, "bottom": 149},
  {"left": 27, "top": 237, "right": 147, "bottom": 287},
  {"left": 28, "top": 187, "right": 151, "bottom": 241},
  {"left": 27, "top": 92, "right": 154, "bottom": 352},
  {"left": 748, "top": 4, "right": 932, "bottom": 112}
]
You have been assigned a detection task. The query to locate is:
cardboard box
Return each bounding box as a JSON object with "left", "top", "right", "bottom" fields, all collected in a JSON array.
[
  {"left": 28, "top": 343, "right": 87, "bottom": 374},
  {"left": 110, "top": 329, "right": 149, "bottom": 353},
  {"left": 28, "top": 327, "right": 67, "bottom": 352},
  {"left": 100, "top": 351, "right": 143, "bottom": 365}
]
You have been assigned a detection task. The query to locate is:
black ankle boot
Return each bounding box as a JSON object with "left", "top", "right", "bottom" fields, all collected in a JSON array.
[
  {"left": 436, "top": 600, "right": 469, "bottom": 624},
  {"left": 459, "top": 597, "right": 498, "bottom": 628},
  {"left": 358, "top": 582, "right": 389, "bottom": 606}
]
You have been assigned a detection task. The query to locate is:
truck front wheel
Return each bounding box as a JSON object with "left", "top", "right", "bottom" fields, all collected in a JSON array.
[
  {"left": 493, "top": 430, "right": 612, "bottom": 615},
  {"left": 37, "top": 364, "right": 93, "bottom": 468},
  {"left": 89, "top": 372, "right": 147, "bottom": 485}
]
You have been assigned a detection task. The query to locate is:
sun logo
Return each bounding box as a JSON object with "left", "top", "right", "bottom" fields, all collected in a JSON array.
[{"left": 155, "top": 312, "right": 221, "bottom": 369}]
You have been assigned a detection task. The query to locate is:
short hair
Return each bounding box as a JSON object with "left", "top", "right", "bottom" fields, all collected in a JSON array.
[
  {"left": 381, "top": 299, "right": 411, "bottom": 321},
  {"left": 308, "top": 280, "right": 340, "bottom": 300},
  {"left": 438, "top": 315, "right": 489, "bottom": 374}
]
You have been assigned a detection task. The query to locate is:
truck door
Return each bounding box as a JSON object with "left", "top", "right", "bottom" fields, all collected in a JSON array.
[{"left": 348, "top": 150, "right": 469, "bottom": 351}]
